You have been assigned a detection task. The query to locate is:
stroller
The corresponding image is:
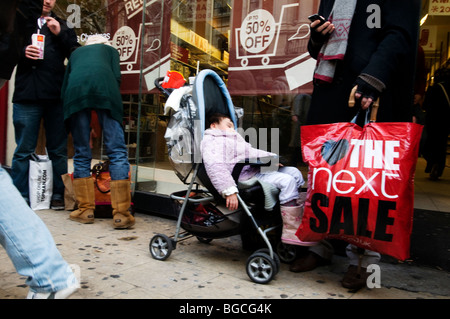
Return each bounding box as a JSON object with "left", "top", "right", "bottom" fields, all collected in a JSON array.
[{"left": 149, "top": 69, "right": 297, "bottom": 284}]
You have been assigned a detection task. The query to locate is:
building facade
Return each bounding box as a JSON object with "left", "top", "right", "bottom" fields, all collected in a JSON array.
[{"left": 1, "top": 0, "right": 449, "bottom": 212}]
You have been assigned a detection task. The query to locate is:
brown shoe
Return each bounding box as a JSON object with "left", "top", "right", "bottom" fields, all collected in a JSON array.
[
  {"left": 289, "top": 252, "right": 331, "bottom": 273},
  {"left": 341, "top": 265, "right": 369, "bottom": 290}
]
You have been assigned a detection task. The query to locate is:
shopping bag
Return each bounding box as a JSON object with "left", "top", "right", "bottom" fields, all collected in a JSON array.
[
  {"left": 296, "top": 111, "right": 423, "bottom": 260},
  {"left": 29, "top": 153, "right": 53, "bottom": 210},
  {"left": 61, "top": 173, "right": 77, "bottom": 211}
]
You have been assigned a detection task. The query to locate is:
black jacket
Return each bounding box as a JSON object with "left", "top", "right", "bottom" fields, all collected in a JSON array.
[
  {"left": 307, "top": 0, "right": 421, "bottom": 124},
  {"left": 12, "top": 12, "right": 79, "bottom": 104},
  {"left": 0, "top": 0, "right": 42, "bottom": 80}
]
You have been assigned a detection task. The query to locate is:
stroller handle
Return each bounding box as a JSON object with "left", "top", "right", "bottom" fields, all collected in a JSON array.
[{"left": 154, "top": 77, "right": 172, "bottom": 97}]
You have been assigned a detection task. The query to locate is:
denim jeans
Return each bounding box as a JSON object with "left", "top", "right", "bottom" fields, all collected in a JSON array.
[
  {"left": 69, "top": 109, "right": 129, "bottom": 180},
  {"left": 12, "top": 102, "right": 68, "bottom": 202},
  {"left": 0, "top": 167, "right": 77, "bottom": 293}
]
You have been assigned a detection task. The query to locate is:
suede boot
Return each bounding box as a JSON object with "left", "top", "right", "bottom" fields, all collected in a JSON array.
[
  {"left": 289, "top": 251, "right": 331, "bottom": 272},
  {"left": 70, "top": 177, "right": 95, "bottom": 224},
  {"left": 110, "top": 179, "right": 135, "bottom": 229},
  {"left": 341, "top": 252, "right": 369, "bottom": 290},
  {"left": 280, "top": 205, "right": 316, "bottom": 246}
]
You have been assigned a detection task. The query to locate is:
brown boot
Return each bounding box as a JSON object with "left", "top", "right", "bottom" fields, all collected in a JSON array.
[
  {"left": 70, "top": 177, "right": 95, "bottom": 224},
  {"left": 289, "top": 251, "right": 331, "bottom": 272},
  {"left": 110, "top": 179, "right": 135, "bottom": 229},
  {"left": 341, "top": 265, "right": 369, "bottom": 290}
]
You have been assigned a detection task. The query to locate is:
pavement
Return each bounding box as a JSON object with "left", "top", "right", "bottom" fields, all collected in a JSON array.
[
  {"left": 0, "top": 209, "right": 449, "bottom": 300},
  {"left": 0, "top": 157, "right": 449, "bottom": 311}
]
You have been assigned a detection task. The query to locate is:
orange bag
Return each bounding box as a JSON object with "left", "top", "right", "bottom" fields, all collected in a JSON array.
[{"left": 91, "top": 161, "right": 112, "bottom": 218}]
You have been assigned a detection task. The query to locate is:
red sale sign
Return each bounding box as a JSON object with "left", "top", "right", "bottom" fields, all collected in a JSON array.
[
  {"left": 297, "top": 121, "right": 423, "bottom": 260},
  {"left": 106, "top": 0, "right": 171, "bottom": 94},
  {"left": 228, "top": 0, "right": 318, "bottom": 95}
]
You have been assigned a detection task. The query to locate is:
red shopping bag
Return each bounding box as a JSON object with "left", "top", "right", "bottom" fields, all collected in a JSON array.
[{"left": 296, "top": 117, "right": 423, "bottom": 260}]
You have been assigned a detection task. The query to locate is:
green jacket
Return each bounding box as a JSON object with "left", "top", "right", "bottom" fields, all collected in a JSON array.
[{"left": 61, "top": 43, "right": 123, "bottom": 123}]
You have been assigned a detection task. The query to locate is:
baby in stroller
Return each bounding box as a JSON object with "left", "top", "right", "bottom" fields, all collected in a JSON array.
[{"left": 200, "top": 113, "right": 310, "bottom": 246}]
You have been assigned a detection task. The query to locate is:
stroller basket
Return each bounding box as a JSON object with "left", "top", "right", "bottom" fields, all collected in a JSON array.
[{"left": 172, "top": 190, "right": 242, "bottom": 238}]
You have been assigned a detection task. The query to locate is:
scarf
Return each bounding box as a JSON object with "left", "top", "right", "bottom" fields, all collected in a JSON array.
[{"left": 313, "top": 0, "right": 357, "bottom": 83}]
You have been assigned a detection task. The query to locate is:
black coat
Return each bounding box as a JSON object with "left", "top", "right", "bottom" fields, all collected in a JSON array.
[
  {"left": 12, "top": 12, "right": 79, "bottom": 104},
  {"left": 307, "top": 0, "right": 421, "bottom": 124},
  {"left": 0, "top": 0, "right": 42, "bottom": 80}
]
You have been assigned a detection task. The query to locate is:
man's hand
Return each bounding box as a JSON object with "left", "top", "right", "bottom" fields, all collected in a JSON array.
[
  {"left": 354, "top": 90, "right": 375, "bottom": 110},
  {"left": 353, "top": 77, "right": 382, "bottom": 110},
  {"left": 25, "top": 45, "right": 41, "bottom": 60},
  {"left": 311, "top": 19, "right": 335, "bottom": 37},
  {"left": 226, "top": 193, "right": 239, "bottom": 211},
  {"left": 45, "top": 17, "right": 61, "bottom": 35}
]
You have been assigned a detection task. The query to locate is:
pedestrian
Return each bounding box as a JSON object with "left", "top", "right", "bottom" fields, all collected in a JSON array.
[
  {"left": 288, "top": 94, "right": 311, "bottom": 167},
  {"left": 0, "top": 166, "right": 79, "bottom": 299},
  {"left": 0, "top": 0, "right": 43, "bottom": 88},
  {"left": 303, "top": 0, "right": 421, "bottom": 290},
  {"left": 61, "top": 35, "right": 134, "bottom": 229},
  {"left": 422, "top": 68, "right": 450, "bottom": 180},
  {"left": 11, "top": 0, "right": 79, "bottom": 209}
]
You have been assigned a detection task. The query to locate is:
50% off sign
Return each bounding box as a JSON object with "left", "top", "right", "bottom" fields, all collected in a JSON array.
[
  {"left": 113, "top": 26, "right": 137, "bottom": 63},
  {"left": 239, "top": 9, "right": 276, "bottom": 54}
]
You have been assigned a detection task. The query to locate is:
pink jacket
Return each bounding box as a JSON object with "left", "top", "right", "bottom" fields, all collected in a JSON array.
[{"left": 200, "top": 129, "right": 276, "bottom": 197}]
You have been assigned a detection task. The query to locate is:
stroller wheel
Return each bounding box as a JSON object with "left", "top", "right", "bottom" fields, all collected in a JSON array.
[
  {"left": 246, "top": 252, "right": 276, "bottom": 284},
  {"left": 196, "top": 237, "right": 213, "bottom": 244},
  {"left": 276, "top": 242, "right": 298, "bottom": 264},
  {"left": 255, "top": 248, "right": 280, "bottom": 274},
  {"left": 149, "top": 234, "right": 173, "bottom": 261}
]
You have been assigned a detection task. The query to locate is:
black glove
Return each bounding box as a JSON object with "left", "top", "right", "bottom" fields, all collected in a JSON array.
[
  {"left": 354, "top": 77, "right": 382, "bottom": 102},
  {"left": 310, "top": 23, "right": 331, "bottom": 44}
]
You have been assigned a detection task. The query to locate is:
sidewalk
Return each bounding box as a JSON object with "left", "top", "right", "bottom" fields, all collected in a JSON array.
[
  {"left": 0, "top": 207, "right": 449, "bottom": 300},
  {"left": 1, "top": 156, "right": 449, "bottom": 302}
]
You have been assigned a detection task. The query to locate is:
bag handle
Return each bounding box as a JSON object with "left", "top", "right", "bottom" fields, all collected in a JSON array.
[
  {"left": 348, "top": 85, "right": 380, "bottom": 122},
  {"left": 92, "top": 160, "right": 111, "bottom": 194},
  {"left": 94, "top": 174, "right": 110, "bottom": 194}
]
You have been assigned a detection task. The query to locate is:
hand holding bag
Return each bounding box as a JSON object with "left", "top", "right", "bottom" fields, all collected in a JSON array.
[{"left": 297, "top": 101, "right": 423, "bottom": 260}]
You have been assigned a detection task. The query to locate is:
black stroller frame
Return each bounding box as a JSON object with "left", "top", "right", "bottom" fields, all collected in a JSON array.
[{"left": 149, "top": 70, "right": 296, "bottom": 284}]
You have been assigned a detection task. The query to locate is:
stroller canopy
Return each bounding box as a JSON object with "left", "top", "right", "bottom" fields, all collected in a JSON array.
[{"left": 193, "top": 69, "right": 237, "bottom": 136}]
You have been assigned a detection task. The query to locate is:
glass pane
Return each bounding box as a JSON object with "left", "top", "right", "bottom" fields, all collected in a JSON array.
[{"left": 55, "top": 0, "right": 320, "bottom": 198}]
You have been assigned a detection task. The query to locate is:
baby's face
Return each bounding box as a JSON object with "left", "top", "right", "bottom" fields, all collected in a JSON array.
[{"left": 211, "top": 117, "right": 235, "bottom": 132}]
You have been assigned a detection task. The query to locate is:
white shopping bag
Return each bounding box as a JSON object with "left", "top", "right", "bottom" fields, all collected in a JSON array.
[{"left": 29, "top": 153, "right": 53, "bottom": 210}]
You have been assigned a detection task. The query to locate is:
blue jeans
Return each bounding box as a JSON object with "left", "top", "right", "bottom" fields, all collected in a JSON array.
[
  {"left": 69, "top": 109, "right": 129, "bottom": 180},
  {"left": 0, "top": 167, "right": 77, "bottom": 293},
  {"left": 12, "top": 103, "right": 67, "bottom": 202}
]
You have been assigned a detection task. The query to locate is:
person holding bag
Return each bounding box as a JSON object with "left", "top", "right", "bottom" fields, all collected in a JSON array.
[
  {"left": 61, "top": 35, "right": 134, "bottom": 229},
  {"left": 298, "top": 0, "right": 421, "bottom": 290},
  {"left": 11, "top": 0, "right": 79, "bottom": 210}
]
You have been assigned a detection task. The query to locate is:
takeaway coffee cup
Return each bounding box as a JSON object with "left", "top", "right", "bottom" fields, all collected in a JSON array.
[{"left": 31, "top": 33, "right": 45, "bottom": 59}]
